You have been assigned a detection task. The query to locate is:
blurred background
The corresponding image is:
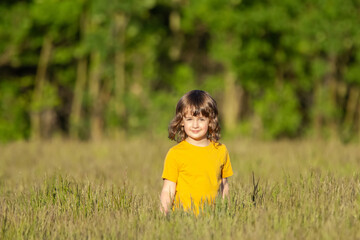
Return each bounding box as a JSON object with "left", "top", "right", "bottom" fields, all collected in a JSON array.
[{"left": 1, "top": 0, "right": 360, "bottom": 143}]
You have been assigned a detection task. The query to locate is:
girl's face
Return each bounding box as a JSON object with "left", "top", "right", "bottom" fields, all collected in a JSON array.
[{"left": 182, "top": 113, "right": 210, "bottom": 145}]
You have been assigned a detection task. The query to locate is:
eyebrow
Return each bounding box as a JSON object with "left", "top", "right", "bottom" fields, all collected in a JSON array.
[{"left": 184, "top": 115, "right": 206, "bottom": 118}]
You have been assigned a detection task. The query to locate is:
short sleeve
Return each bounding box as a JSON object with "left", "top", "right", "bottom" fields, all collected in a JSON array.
[
  {"left": 161, "top": 149, "right": 179, "bottom": 183},
  {"left": 222, "top": 147, "right": 233, "bottom": 178}
]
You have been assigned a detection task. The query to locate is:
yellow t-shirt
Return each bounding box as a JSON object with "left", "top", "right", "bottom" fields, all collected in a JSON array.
[{"left": 162, "top": 140, "right": 233, "bottom": 212}]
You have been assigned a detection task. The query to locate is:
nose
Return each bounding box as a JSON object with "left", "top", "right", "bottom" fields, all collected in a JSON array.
[{"left": 193, "top": 119, "right": 199, "bottom": 128}]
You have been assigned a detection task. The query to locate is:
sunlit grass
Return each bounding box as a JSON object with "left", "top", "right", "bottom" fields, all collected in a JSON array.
[{"left": 1, "top": 138, "right": 360, "bottom": 239}]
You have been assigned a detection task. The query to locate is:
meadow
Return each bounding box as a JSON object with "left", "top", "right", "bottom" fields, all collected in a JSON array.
[{"left": 0, "top": 137, "right": 359, "bottom": 239}]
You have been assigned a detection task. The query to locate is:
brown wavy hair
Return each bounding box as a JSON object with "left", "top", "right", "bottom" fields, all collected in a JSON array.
[{"left": 168, "top": 90, "right": 221, "bottom": 143}]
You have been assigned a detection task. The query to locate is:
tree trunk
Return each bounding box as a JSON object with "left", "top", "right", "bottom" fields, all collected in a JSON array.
[
  {"left": 222, "top": 70, "right": 242, "bottom": 133},
  {"left": 131, "top": 54, "right": 145, "bottom": 101},
  {"left": 344, "top": 87, "right": 360, "bottom": 128},
  {"left": 70, "top": 58, "right": 87, "bottom": 139},
  {"left": 0, "top": 46, "right": 15, "bottom": 66},
  {"left": 327, "top": 56, "right": 338, "bottom": 138},
  {"left": 30, "top": 35, "right": 52, "bottom": 140},
  {"left": 313, "top": 56, "right": 338, "bottom": 140},
  {"left": 88, "top": 51, "right": 103, "bottom": 141},
  {"left": 169, "top": 2, "right": 183, "bottom": 60},
  {"left": 113, "top": 12, "right": 127, "bottom": 136},
  {"left": 358, "top": 94, "right": 360, "bottom": 142},
  {"left": 312, "top": 81, "right": 323, "bottom": 139},
  {"left": 41, "top": 109, "right": 56, "bottom": 139},
  {"left": 70, "top": 13, "right": 88, "bottom": 139}
]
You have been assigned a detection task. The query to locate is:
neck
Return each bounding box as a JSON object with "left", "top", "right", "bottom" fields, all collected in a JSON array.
[{"left": 185, "top": 138, "right": 210, "bottom": 147}]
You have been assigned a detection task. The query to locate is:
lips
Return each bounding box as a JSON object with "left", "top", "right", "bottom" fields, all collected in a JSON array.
[{"left": 191, "top": 130, "right": 201, "bottom": 133}]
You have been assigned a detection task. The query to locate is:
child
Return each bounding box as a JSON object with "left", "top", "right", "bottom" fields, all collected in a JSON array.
[{"left": 160, "top": 90, "right": 233, "bottom": 215}]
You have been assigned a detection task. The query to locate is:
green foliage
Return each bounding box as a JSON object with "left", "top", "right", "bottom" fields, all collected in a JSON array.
[
  {"left": 0, "top": 80, "right": 30, "bottom": 142},
  {"left": 30, "top": 0, "right": 82, "bottom": 27},
  {"left": 201, "top": 75, "right": 224, "bottom": 94},
  {"left": 124, "top": 92, "right": 149, "bottom": 133},
  {"left": 171, "top": 64, "right": 196, "bottom": 94},
  {"left": 150, "top": 91, "right": 179, "bottom": 135},
  {"left": 30, "top": 82, "right": 60, "bottom": 112},
  {"left": 345, "top": 56, "right": 360, "bottom": 85},
  {"left": 255, "top": 84, "right": 301, "bottom": 139},
  {"left": 1, "top": 0, "right": 360, "bottom": 141},
  {"left": 0, "top": 2, "right": 31, "bottom": 66}
]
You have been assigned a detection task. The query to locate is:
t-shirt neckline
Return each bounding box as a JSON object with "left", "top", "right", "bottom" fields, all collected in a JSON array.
[{"left": 184, "top": 139, "right": 212, "bottom": 148}]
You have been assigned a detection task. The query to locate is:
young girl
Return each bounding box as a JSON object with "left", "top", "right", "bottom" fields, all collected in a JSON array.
[{"left": 160, "top": 90, "right": 233, "bottom": 215}]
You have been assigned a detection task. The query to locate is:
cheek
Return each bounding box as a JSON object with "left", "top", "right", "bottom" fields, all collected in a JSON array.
[
  {"left": 183, "top": 122, "right": 191, "bottom": 130},
  {"left": 203, "top": 122, "right": 210, "bottom": 129}
]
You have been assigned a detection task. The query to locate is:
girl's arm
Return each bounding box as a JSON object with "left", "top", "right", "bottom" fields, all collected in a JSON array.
[
  {"left": 160, "top": 179, "right": 176, "bottom": 215},
  {"left": 221, "top": 178, "right": 229, "bottom": 199}
]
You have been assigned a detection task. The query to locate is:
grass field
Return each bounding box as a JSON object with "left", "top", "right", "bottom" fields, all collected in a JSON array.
[{"left": 1, "top": 138, "right": 360, "bottom": 239}]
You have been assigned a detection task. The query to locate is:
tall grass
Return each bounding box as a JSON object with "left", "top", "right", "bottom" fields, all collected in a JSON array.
[{"left": 0, "top": 138, "right": 359, "bottom": 239}]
